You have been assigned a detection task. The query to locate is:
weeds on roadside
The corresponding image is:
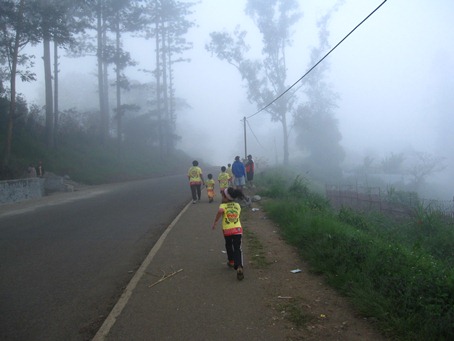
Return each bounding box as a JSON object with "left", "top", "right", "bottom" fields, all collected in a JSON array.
[
  {"left": 255, "top": 169, "right": 454, "bottom": 341},
  {"left": 241, "top": 209, "right": 271, "bottom": 268},
  {"left": 277, "top": 298, "right": 313, "bottom": 329},
  {"left": 243, "top": 227, "right": 271, "bottom": 268}
]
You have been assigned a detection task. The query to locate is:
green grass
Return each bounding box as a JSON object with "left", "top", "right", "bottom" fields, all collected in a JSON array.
[
  {"left": 254, "top": 167, "right": 454, "bottom": 341},
  {"left": 277, "top": 297, "right": 313, "bottom": 329}
]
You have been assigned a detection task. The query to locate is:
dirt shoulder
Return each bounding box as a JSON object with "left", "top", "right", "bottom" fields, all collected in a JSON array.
[{"left": 242, "top": 196, "right": 388, "bottom": 340}]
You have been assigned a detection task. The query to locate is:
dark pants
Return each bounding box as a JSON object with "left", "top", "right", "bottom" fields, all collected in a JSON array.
[
  {"left": 224, "top": 234, "right": 243, "bottom": 269},
  {"left": 190, "top": 184, "right": 201, "bottom": 200}
]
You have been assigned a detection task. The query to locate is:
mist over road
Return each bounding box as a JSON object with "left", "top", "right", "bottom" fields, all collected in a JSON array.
[{"left": 0, "top": 175, "right": 189, "bottom": 341}]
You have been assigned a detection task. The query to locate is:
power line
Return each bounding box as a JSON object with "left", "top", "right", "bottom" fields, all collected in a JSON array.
[
  {"left": 247, "top": 0, "right": 388, "bottom": 120},
  {"left": 246, "top": 119, "right": 266, "bottom": 150}
]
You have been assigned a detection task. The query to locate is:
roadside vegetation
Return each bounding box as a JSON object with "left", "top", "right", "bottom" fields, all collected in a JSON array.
[
  {"left": 254, "top": 167, "right": 454, "bottom": 341},
  {"left": 0, "top": 114, "right": 193, "bottom": 185}
]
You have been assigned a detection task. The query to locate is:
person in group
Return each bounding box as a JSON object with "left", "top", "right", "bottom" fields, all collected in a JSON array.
[
  {"left": 245, "top": 154, "right": 255, "bottom": 188},
  {"left": 205, "top": 173, "right": 215, "bottom": 203},
  {"left": 218, "top": 166, "right": 230, "bottom": 194},
  {"left": 226, "top": 163, "right": 234, "bottom": 187},
  {"left": 188, "top": 160, "right": 204, "bottom": 204},
  {"left": 231, "top": 156, "right": 246, "bottom": 191},
  {"left": 28, "top": 164, "right": 37, "bottom": 178},
  {"left": 37, "top": 161, "right": 44, "bottom": 177},
  {"left": 211, "top": 187, "right": 245, "bottom": 281}
]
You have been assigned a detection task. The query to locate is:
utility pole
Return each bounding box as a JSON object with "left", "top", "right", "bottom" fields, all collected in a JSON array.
[{"left": 243, "top": 116, "right": 247, "bottom": 160}]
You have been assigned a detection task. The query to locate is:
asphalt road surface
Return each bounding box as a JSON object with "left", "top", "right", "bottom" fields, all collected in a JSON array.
[{"left": 0, "top": 175, "right": 189, "bottom": 341}]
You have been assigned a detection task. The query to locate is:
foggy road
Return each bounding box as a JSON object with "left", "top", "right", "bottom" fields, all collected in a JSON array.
[{"left": 0, "top": 175, "right": 189, "bottom": 341}]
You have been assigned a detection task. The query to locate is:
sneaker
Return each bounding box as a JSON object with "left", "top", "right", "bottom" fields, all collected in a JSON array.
[
  {"left": 227, "top": 261, "right": 234, "bottom": 268},
  {"left": 237, "top": 266, "right": 244, "bottom": 281},
  {"left": 192, "top": 200, "right": 196, "bottom": 204}
]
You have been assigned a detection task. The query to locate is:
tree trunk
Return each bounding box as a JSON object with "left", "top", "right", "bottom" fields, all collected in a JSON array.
[
  {"left": 102, "top": 19, "right": 110, "bottom": 138},
  {"left": 155, "top": 16, "right": 163, "bottom": 159},
  {"left": 53, "top": 41, "right": 59, "bottom": 148},
  {"left": 167, "top": 33, "right": 175, "bottom": 123},
  {"left": 2, "top": 51, "right": 19, "bottom": 168},
  {"left": 167, "top": 32, "right": 176, "bottom": 153},
  {"left": 97, "top": 0, "right": 108, "bottom": 143},
  {"left": 161, "top": 24, "right": 170, "bottom": 155},
  {"left": 43, "top": 36, "right": 54, "bottom": 149},
  {"left": 2, "top": 0, "right": 25, "bottom": 170},
  {"left": 115, "top": 12, "right": 122, "bottom": 144}
]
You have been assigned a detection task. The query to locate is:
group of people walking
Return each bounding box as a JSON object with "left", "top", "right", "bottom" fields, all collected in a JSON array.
[
  {"left": 186, "top": 155, "right": 255, "bottom": 281},
  {"left": 27, "top": 161, "right": 45, "bottom": 178},
  {"left": 186, "top": 155, "right": 255, "bottom": 204}
]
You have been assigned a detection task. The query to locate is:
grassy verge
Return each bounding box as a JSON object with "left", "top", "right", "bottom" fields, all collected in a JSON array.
[{"left": 255, "top": 168, "right": 454, "bottom": 341}]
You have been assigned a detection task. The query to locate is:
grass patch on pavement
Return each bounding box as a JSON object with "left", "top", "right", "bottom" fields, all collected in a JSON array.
[
  {"left": 242, "top": 210, "right": 270, "bottom": 268},
  {"left": 277, "top": 298, "right": 313, "bottom": 329},
  {"left": 243, "top": 227, "right": 271, "bottom": 269}
]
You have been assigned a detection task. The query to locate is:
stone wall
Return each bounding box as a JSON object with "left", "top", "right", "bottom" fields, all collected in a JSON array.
[{"left": 0, "top": 178, "right": 45, "bottom": 204}]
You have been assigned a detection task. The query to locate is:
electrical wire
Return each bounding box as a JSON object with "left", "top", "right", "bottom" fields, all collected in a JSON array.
[
  {"left": 246, "top": 119, "right": 266, "bottom": 150},
  {"left": 247, "top": 0, "right": 388, "bottom": 120}
]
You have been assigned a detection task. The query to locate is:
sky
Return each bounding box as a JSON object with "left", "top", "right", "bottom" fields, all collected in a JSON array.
[{"left": 15, "top": 0, "right": 454, "bottom": 198}]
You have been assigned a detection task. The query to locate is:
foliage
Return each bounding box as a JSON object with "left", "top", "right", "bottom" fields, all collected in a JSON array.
[
  {"left": 141, "top": 0, "right": 197, "bottom": 153},
  {"left": 256, "top": 168, "right": 454, "bottom": 340},
  {"left": 122, "top": 112, "right": 158, "bottom": 147},
  {"left": 337, "top": 207, "right": 370, "bottom": 231},
  {"left": 207, "top": 0, "right": 301, "bottom": 165},
  {"left": 1, "top": 128, "right": 192, "bottom": 184},
  {"left": 385, "top": 186, "right": 419, "bottom": 206},
  {"left": 1, "top": 0, "right": 197, "bottom": 168},
  {"left": 346, "top": 150, "right": 446, "bottom": 196},
  {"left": 0, "top": 0, "right": 41, "bottom": 167},
  {"left": 254, "top": 166, "right": 298, "bottom": 198},
  {"left": 381, "top": 152, "right": 405, "bottom": 173},
  {"left": 42, "top": 137, "right": 190, "bottom": 184},
  {"left": 293, "top": 7, "right": 344, "bottom": 182},
  {"left": 407, "top": 151, "right": 446, "bottom": 191},
  {"left": 0, "top": 99, "right": 192, "bottom": 182}
]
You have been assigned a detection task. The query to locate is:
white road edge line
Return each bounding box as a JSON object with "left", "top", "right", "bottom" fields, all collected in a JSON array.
[{"left": 92, "top": 201, "right": 192, "bottom": 341}]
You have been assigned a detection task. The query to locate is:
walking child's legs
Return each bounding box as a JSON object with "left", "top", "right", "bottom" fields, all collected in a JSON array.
[
  {"left": 224, "top": 236, "right": 234, "bottom": 264},
  {"left": 207, "top": 189, "right": 214, "bottom": 202},
  {"left": 190, "top": 185, "right": 197, "bottom": 201},
  {"left": 225, "top": 235, "right": 244, "bottom": 279},
  {"left": 232, "top": 234, "right": 243, "bottom": 269},
  {"left": 196, "top": 184, "right": 202, "bottom": 200}
]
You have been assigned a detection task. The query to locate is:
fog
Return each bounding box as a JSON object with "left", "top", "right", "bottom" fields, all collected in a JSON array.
[{"left": 16, "top": 0, "right": 454, "bottom": 199}]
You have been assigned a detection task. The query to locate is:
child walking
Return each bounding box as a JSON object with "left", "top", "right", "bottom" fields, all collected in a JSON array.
[
  {"left": 226, "top": 163, "right": 234, "bottom": 187},
  {"left": 217, "top": 166, "right": 230, "bottom": 194},
  {"left": 206, "top": 173, "right": 215, "bottom": 203},
  {"left": 188, "top": 160, "right": 204, "bottom": 204},
  {"left": 211, "top": 187, "right": 245, "bottom": 280}
]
